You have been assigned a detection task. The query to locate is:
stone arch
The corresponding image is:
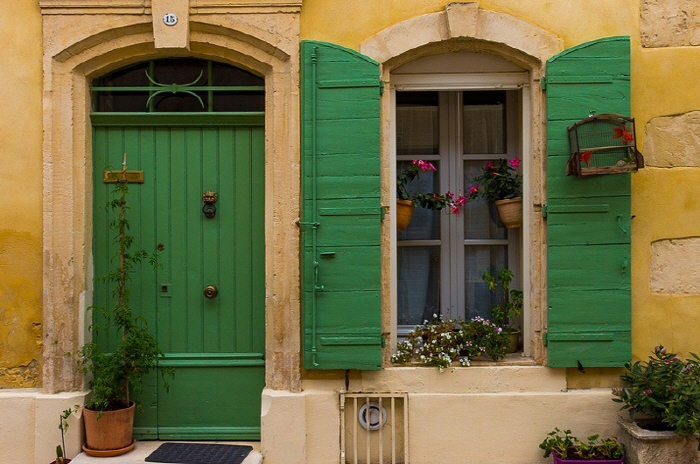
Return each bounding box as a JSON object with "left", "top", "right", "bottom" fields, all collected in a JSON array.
[
  {"left": 41, "top": 13, "right": 301, "bottom": 393},
  {"left": 360, "top": 2, "right": 562, "bottom": 69}
]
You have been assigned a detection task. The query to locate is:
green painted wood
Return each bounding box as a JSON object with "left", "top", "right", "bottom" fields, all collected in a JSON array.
[
  {"left": 545, "top": 36, "right": 632, "bottom": 368},
  {"left": 91, "top": 113, "right": 264, "bottom": 127},
  {"left": 93, "top": 120, "right": 265, "bottom": 439},
  {"left": 301, "top": 40, "right": 382, "bottom": 370}
]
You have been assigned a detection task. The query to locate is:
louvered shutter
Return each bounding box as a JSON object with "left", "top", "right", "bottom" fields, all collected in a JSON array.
[
  {"left": 300, "top": 40, "right": 383, "bottom": 370},
  {"left": 545, "top": 36, "right": 632, "bottom": 367}
]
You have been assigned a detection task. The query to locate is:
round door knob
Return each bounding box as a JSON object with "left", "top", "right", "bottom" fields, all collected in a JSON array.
[{"left": 204, "top": 285, "right": 218, "bottom": 299}]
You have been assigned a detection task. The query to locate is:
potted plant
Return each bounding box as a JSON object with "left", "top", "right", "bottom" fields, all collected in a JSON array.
[
  {"left": 612, "top": 345, "right": 700, "bottom": 464},
  {"left": 396, "top": 160, "right": 467, "bottom": 230},
  {"left": 482, "top": 268, "right": 523, "bottom": 352},
  {"left": 77, "top": 158, "right": 167, "bottom": 457},
  {"left": 539, "top": 428, "right": 625, "bottom": 463},
  {"left": 52, "top": 407, "right": 78, "bottom": 464},
  {"left": 390, "top": 314, "right": 508, "bottom": 371},
  {"left": 466, "top": 157, "right": 523, "bottom": 228}
]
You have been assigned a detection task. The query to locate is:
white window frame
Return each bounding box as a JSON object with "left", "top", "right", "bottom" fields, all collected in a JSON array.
[{"left": 389, "top": 72, "right": 533, "bottom": 357}]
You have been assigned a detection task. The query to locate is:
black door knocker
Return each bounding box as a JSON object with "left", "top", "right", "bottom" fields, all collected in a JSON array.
[{"left": 202, "top": 191, "right": 218, "bottom": 218}]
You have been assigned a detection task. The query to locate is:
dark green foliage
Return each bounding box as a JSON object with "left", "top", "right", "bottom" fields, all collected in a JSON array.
[
  {"left": 396, "top": 160, "right": 467, "bottom": 212},
  {"left": 79, "top": 169, "right": 169, "bottom": 411},
  {"left": 540, "top": 428, "right": 624, "bottom": 460},
  {"left": 613, "top": 345, "right": 700, "bottom": 437},
  {"left": 483, "top": 268, "right": 522, "bottom": 330},
  {"left": 467, "top": 157, "right": 522, "bottom": 202}
]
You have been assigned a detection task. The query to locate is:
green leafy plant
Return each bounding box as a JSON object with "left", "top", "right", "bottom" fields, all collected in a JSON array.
[
  {"left": 78, "top": 159, "right": 169, "bottom": 412},
  {"left": 390, "top": 315, "right": 508, "bottom": 371},
  {"left": 612, "top": 345, "right": 700, "bottom": 437},
  {"left": 397, "top": 160, "right": 467, "bottom": 213},
  {"left": 55, "top": 406, "right": 78, "bottom": 463},
  {"left": 539, "top": 428, "right": 624, "bottom": 460},
  {"left": 466, "top": 157, "right": 522, "bottom": 203},
  {"left": 482, "top": 268, "right": 523, "bottom": 331}
]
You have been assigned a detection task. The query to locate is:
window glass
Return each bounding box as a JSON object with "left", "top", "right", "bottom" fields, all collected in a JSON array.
[
  {"left": 464, "top": 245, "right": 508, "bottom": 320},
  {"left": 397, "top": 246, "right": 441, "bottom": 326},
  {"left": 462, "top": 91, "right": 506, "bottom": 154},
  {"left": 397, "top": 160, "right": 441, "bottom": 241},
  {"left": 396, "top": 89, "right": 520, "bottom": 334},
  {"left": 396, "top": 92, "right": 439, "bottom": 156},
  {"left": 92, "top": 59, "right": 264, "bottom": 113},
  {"left": 463, "top": 160, "right": 507, "bottom": 239}
]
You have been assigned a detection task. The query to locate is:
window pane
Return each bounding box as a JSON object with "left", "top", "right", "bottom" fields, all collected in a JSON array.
[
  {"left": 397, "top": 161, "right": 441, "bottom": 240},
  {"left": 214, "top": 91, "right": 265, "bottom": 112},
  {"left": 396, "top": 92, "right": 439, "bottom": 156},
  {"left": 462, "top": 91, "right": 505, "bottom": 154},
  {"left": 464, "top": 245, "right": 507, "bottom": 320},
  {"left": 397, "top": 246, "right": 441, "bottom": 326},
  {"left": 463, "top": 160, "right": 507, "bottom": 239},
  {"left": 152, "top": 58, "right": 210, "bottom": 86}
]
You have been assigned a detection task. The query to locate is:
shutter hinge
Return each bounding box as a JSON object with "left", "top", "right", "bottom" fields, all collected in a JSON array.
[
  {"left": 381, "top": 205, "right": 388, "bottom": 221},
  {"left": 381, "top": 334, "right": 386, "bottom": 348},
  {"left": 379, "top": 80, "right": 385, "bottom": 95},
  {"left": 541, "top": 204, "right": 548, "bottom": 218},
  {"left": 296, "top": 220, "right": 320, "bottom": 229},
  {"left": 542, "top": 331, "right": 548, "bottom": 346},
  {"left": 540, "top": 76, "right": 547, "bottom": 91}
]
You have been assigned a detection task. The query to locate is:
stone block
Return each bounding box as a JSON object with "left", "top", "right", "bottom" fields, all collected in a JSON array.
[
  {"left": 645, "top": 111, "right": 700, "bottom": 167},
  {"left": 650, "top": 237, "right": 700, "bottom": 293},
  {"left": 642, "top": 0, "right": 700, "bottom": 48}
]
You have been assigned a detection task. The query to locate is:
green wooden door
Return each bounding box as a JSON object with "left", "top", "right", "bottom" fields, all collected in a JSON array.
[{"left": 93, "top": 118, "right": 265, "bottom": 439}]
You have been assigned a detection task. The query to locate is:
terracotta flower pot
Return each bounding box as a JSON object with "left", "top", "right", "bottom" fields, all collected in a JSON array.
[
  {"left": 494, "top": 197, "right": 522, "bottom": 228},
  {"left": 82, "top": 402, "right": 135, "bottom": 457},
  {"left": 396, "top": 199, "right": 415, "bottom": 231},
  {"left": 505, "top": 328, "right": 520, "bottom": 353}
]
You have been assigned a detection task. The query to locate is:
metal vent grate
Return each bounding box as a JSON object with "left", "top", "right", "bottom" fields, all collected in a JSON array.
[{"left": 340, "top": 392, "right": 409, "bottom": 464}]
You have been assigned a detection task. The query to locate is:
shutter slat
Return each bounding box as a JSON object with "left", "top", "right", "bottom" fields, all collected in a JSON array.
[
  {"left": 545, "top": 36, "right": 632, "bottom": 368},
  {"left": 301, "top": 40, "right": 383, "bottom": 370}
]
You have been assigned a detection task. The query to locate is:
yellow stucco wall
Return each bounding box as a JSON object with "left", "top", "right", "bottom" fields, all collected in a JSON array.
[
  {"left": 3, "top": 0, "right": 700, "bottom": 388},
  {"left": 0, "top": 1, "right": 43, "bottom": 387}
]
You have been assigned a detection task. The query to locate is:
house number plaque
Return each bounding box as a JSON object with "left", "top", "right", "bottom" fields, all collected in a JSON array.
[{"left": 163, "top": 13, "right": 178, "bottom": 26}]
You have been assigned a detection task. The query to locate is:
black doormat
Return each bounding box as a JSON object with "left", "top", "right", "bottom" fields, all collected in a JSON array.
[{"left": 145, "top": 443, "right": 253, "bottom": 464}]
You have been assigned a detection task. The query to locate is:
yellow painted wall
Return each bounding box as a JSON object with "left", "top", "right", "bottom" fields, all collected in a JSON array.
[
  {"left": 301, "top": 0, "right": 700, "bottom": 375},
  {"left": 3, "top": 0, "right": 700, "bottom": 388},
  {"left": 0, "top": 1, "right": 43, "bottom": 387}
]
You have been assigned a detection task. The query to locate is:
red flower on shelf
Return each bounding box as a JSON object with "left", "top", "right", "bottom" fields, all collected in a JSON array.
[
  {"left": 580, "top": 150, "right": 593, "bottom": 165},
  {"left": 613, "top": 124, "right": 634, "bottom": 143}
]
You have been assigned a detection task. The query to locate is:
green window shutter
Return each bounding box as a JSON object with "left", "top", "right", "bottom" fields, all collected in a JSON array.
[
  {"left": 545, "top": 37, "right": 632, "bottom": 368},
  {"left": 300, "top": 40, "right": 383, "bottom": 370}
]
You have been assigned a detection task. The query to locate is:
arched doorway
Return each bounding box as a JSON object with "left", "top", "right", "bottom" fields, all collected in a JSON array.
[{"left": 91, "top": 58, "right": 265, "bottom": 440}]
